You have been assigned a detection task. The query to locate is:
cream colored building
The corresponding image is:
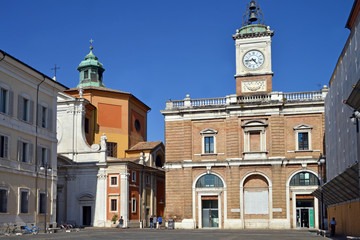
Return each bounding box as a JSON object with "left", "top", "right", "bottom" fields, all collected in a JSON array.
[{"left": 0, "top": 49, "right": 67, "bottom": 229}]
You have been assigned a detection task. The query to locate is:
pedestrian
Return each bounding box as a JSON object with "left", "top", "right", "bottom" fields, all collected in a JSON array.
[
  {"left": 329, "top": 217, "right": 337, "bottom": 236},
  {"left": 119, "top": 216, "right": 124, "bottom": 229},
  {"left": 158, "top": 216, "right": 162, "bottom": 229},
  {"left": 153, "top": 216, "right": 157, "bottom": 229},
  {"left": 150, "top": 216, "right": 153, "bottom": 229}
]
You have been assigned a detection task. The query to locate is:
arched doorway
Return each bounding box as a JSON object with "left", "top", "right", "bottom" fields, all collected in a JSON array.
[
  {"left": 193, "top": 173, "right": 226, "bottom": 229},
  {"left": 240, "top": 172, "right": 272, "bottom": 229},
  {"left": 287, "top": 170, "right": 319, "bottom": 229}
]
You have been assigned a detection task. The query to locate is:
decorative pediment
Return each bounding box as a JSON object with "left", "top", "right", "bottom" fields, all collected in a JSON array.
[
  {"left": 78, "top": 193, "right": 95, "bottom": 201},
  {"left": 200, "top": 128, "right": 218, "bottom": 135},
  {"left": 242, "top": 120, "right": 268, "bottom": 128},
  {"left": 293, "top": 124, "right": 313, "bottom": 130},
  {"left": 57, "top": 154, "right": 75, "bottom": 166},
  {"left": 57, "top": 92, "right": 76, "bottom": 101}
]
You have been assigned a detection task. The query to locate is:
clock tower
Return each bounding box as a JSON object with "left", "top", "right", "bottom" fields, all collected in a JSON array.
[{"left": 233, "top": 1, "right": 274, "bottom": 95}]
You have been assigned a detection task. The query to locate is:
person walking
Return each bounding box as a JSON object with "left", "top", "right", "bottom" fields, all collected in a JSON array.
[
  {"left": 153, "top": 216, "right": 157, "bottom": 229},
  {"left": 118, "top": 216, "right": 124, "bottom": 229},
  {"left": 329, "top": 217, "right": 337, "bottom": 236},
  {"left": 158, "top": 216, "right": 162, "bottom": 229},
  {"left": 150, "top": 216, "right": 153, "bottom": 229}
]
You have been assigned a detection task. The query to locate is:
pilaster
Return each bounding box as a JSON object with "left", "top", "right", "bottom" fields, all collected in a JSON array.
[{"left": 120, "top": 172, "right": 130, "bottom": 227}]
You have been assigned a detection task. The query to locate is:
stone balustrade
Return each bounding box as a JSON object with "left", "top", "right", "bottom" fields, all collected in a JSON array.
[{"left": 164, "top": 87, "right": 329, "bottom": 110}]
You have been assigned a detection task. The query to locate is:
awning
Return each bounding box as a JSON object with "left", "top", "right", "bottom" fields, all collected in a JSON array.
[
  {"left": 312, "top": 163, "right": 359, "bottom": 206},
  {"left": 345, "top": 79, "right": 360, "bottom": 110}
]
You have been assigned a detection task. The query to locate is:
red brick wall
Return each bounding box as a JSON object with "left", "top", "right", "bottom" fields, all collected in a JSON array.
[{"left": 107, "top": 174, "right": 120, "bottom": 221}]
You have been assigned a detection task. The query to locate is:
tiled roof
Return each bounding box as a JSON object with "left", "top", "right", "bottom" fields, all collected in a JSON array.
[{"left": 128, "top": 141, "right": 163, "bottom": 151}]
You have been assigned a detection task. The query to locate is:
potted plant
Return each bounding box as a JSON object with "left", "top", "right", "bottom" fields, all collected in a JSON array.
[{"left": 111, "top": 214, "right": 119, "bottom": 227}]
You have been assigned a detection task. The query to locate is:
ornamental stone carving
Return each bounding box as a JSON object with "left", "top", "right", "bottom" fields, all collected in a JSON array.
[
  {"left": 97, "top": 173, "right": 107, "bottom": 180},
  {"left": 90, "top": 144, "right": 101, "bottom": 151},
  {"left": 101, "top": 133, "right": 107, "bottom": 150}
]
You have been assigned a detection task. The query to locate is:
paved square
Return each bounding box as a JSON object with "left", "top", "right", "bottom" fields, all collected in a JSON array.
[{"left": 0, "top": 228, "right": 330, "bottom": 240}]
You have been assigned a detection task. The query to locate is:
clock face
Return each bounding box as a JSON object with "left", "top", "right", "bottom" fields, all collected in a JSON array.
[{"left": 243, "top": 50, "right": 264, "bottom": 70}]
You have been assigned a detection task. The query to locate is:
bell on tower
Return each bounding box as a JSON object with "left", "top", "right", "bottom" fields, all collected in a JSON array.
[
  {"left": 243, "top": 1, "right": 265, "bottom": 26},
  {"left": 232, "top": 1, "right": 274, "bottom": 96},
  {"left": 77, "top": 40, "right": 106, "bottom": 88}
]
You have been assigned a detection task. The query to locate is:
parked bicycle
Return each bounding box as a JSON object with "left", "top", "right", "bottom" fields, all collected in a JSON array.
[
  {"left": 0, "top": 223, "right": 18, "bottom": 236},
  {"left": 23, "top": 223, "right": 39, "bottom": 235}
]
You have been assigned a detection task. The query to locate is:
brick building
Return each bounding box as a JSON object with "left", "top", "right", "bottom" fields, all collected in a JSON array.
[{"left": 161, "top": 1, "right": 327, "bottom": 229}]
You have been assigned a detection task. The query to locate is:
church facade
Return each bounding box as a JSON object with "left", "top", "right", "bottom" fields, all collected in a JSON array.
[
  {"left": 56, "top": 46, "right": 165, "bottom": 228},
  {"left": 161, "top": 1, "right": 327, "bottom": 229}
]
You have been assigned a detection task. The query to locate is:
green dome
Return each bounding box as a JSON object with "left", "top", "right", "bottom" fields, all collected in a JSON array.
[
  {"left": 239, "top": 24, "right": 267, "bottom": 34},
  {"left": 77, "top": 49, "right": 104, "bottom": 71},
  {"left": 76, "top": 46, "right": 106, "bottom": 88}
]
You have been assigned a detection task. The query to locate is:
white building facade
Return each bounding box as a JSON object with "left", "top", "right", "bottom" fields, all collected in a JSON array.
[
  {"left": 56, "top": 92, "right": 108, "bottom": 227},
  {"left": 0, "top": 49, "right": 67, "bottom": 229}
]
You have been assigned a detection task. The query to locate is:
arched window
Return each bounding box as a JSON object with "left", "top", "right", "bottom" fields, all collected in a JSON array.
[
  {"left": 290, "top": 172, "right": 319, "bottom": 186},
  {"left": 196, "top": 174, "right": 223, "bottom": 188}
]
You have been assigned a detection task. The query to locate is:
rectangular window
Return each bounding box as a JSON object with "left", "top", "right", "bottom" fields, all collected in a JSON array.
[
  {"left": 131, "top": 198, "right": 137, "bottom": 213},
  {"left": 20, "top": 189, "right": 29, "bottom": 213},
  {"left": 85, "top": 118, "right": 89, "bottom": 134},
  {"left": 131, "top": 171, "right": 136, "bottom": 182},
  {"left": 21, "top": 142, "right": 28, "bottom": 163},
  {"left": 84, "top": 70, "right": 89, "bottom": 79},
  {"left": 39, "top": 193, "right": 46, "bottom": 214},
  {"left": 41, "top": 147, "right": 47, "bottom": 166},
  {"left": 22, "top": 98, "right": 29, "bottom": 122},
  {"left": 41, "top": 106, "right": 47, "bottom": 128},
  {"left": 146, "top": 175, "right": 150, "bottom": 184},
  {"left": 110, "top": 199, "right": 117, "bottom": 211},
  {"left": 106, "top": 142, "right": 117, "bottom": 158},
  {"left": 0, "top": 135, "right": 9, "bottom": 158},
  {"left": 204, "top": 136, "right": 214, "bottom": 153},
  {"left": 298, "top": 132, "right": 309, "bottom": 150},
  {"left": 0, "top": 88, "right": 8, "bottom": 114},
  {"left": 0, "top": 189, "right": 7, "bottom": 213},
  {"left": 110, "top": 176, "right": 118, "bottom": 186}
]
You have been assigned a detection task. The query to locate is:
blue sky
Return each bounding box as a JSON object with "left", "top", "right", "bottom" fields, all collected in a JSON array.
[{"left": 1, "top": 0, "right": 354, "bottom": 142}]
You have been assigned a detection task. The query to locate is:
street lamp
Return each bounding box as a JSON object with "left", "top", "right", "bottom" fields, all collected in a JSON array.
[
  {"left": 40, "top": 163, "right": 52, "bottom": 233},
  {"left": 317, "top": 154, "right": 326, "bottom": 230}
]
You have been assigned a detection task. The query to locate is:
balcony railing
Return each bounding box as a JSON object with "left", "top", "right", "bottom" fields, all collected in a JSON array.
[{"left": 164, "top": 88, "right": 328, "bottom": 110}]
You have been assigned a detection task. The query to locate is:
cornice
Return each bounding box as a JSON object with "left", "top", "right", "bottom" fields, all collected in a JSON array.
[{"left": 232, "top": 30, "right": 274, "bottom": 40}]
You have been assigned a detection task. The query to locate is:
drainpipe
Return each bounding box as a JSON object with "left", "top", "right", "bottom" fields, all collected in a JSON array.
[{"left": 35, "top": 77, "right": 46, "bottom": 227}]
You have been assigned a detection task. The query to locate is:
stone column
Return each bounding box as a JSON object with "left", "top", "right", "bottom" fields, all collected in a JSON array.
[
  {"left": 150, "top": 173, "right": 154, "bottom": 216},
  {"left": 120, "top": 172, "right": 130, "bottom": 227},
  {"left": 94, "top": 167, "right": 107, "bottom": 226}
]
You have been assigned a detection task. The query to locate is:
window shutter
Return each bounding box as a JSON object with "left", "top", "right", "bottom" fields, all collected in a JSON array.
[
  {"left": 18, "top": 96, "right": 23, "bottom": 120},
  {"left": 47, "top": 148, "right": 51, "bottom": 167},
  {"left": 37, "top": 146, "right": 42, "bottom": 166},
  {"left": 28, "top": 143, "right": 33, "bottom": 164},
  {"left": 17, "top": 140, "right": 22, "bottom": 162},
  {"left": 47, "top": 108, "right": 53, "bottom": 131},
  {"left": 29, "top": 100, "right": 34, "bottom": 124},
  {"left": 4, "top": 191, "right": 7, "bottom": 213},
  {"left": 8, "top": 90, "right": 13, "bottom": 116},
  {"left": 37, "top": 104, "right": 42, "bottom": 127},
  {"left": 4, "top": 136, "right": 8, "bottom": 158}
]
